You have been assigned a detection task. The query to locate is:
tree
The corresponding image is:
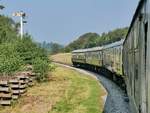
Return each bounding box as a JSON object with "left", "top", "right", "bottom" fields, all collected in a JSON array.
[
  {"left": 64, "top": 27, "right": 128, "bottom": 52},
  {"left": 40, "top": 42, "right": 64, "bottom": 54},
  {"left": 64, "top": 33, "right": 100, "bottom": 51},
  {"left": 0, "top": 15, "right": 51, "bottom": 81}
]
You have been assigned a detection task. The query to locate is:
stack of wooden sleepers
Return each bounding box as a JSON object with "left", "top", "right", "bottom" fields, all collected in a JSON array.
[{"left": 0, "top": 71, "right": 35, "bottom": 106}]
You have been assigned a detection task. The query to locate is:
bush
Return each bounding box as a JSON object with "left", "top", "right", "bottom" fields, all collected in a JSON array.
[
  {"left": 15, "top": 35, "right": 49, "bottom": 65},
  {"left": 0, "top": 43, "right": 23, "bottom": 75},
  {"left": 0, "top": 15, "right": 52, "bottom": 78},
  {"left": 33, "top": 58, "right": 50, "bottom": 82},
  {"left": 48, "top": 63, "right": 56, "bottom": 71}
]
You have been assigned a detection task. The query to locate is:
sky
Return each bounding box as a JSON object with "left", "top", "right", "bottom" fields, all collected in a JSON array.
[{"left": 1, "top": 0, "right": 139, "bottom": 45}]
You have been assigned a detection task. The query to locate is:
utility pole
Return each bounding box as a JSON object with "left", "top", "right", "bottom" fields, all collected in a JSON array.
[{"left": 13, "top": 11, "right": 26, "bottom": 38}]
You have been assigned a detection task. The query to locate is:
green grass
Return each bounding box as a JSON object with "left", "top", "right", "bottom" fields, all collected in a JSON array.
[
  {"left": 51, "top": 53, "right": 72, "bottom": 65},
  {"left": 0, "top": 65, "right": 106, "bottom": 113},
  {"left": 49, "top": 65, "right": 106, "bottom": 113}
]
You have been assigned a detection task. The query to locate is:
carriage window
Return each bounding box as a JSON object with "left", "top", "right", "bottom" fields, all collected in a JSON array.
[
  {"left": 144, "top": 22, "right": 148, "bottom": 62},
  {"left": 128, "top": 33, "right": 132, "bottom": 50},
  {"left": 134, "top": 20, "right": 139, "bottom": 49},
  {"left": 131, "top": 29, "right": 135, "bottom": 50}
]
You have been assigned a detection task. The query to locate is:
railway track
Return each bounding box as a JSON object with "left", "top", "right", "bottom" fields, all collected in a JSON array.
[{"left": 54, "top": 62, "right": 132, "bottom": 113}]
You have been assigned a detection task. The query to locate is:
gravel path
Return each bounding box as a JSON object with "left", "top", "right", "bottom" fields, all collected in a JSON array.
[
  {"left": 95, "top": 73, "right": 131, "bottom": 113},
  {"left": 55, "top": 63, "right": 131, "bottom": 113}
]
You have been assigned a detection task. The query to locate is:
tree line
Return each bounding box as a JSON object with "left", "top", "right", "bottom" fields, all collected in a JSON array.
[{"left": 42, "top": 27, "right": 128, "bottom": 54}]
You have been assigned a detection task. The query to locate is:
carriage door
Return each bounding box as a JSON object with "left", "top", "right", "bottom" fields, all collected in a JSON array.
[
  {"left": 139, "top": 3, "right": 150, "bottom": 112},
  {"left": 144, "top": 21, "right": 148, "bottom": 113},
  {"left": 138, "top": 10, "right": 148, "bottom": 113},
  {"left": 133, "top": 21, "right": 141, "bottom": 112},
  {"left": 146, "top": 0, "right": 150, "bottom": 112}
]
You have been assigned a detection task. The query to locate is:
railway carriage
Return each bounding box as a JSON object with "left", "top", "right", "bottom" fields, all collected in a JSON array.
[
  {"left": 102, "top": 40, "right": 124, "bottom": 75},
  {"left": 72, "top": 39, "right": 124, "bottom": 78},
  {"left": 85, "top": 47, "right": 103, "bottom": 67},
  {"left": 123, "top": 0, "right": 150, "bottom": 113},
  {"left": 72, "top": 1, "right": 150, "bottom": 113},
  {"left": 72, "top": 49, "right": 86, "bottom": 66}
]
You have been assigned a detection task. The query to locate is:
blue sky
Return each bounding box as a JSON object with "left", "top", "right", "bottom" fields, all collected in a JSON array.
[{"left": 1, "top": 0, "right": 139, "bottom": 45}]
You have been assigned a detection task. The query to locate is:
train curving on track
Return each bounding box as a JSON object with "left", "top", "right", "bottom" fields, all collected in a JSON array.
[{"left": 71, "top": 0, "right": 150, "bottom": 113}]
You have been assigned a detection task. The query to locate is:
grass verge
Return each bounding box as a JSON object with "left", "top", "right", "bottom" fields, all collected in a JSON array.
[
  {"left": 51, "top": 53, "right": 72, "bottom": 65},
  {"left": 0, "top": 65, "right": 106, "bottom": 113}
]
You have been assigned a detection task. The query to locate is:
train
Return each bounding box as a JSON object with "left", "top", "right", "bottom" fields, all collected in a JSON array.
[
  {"left": 71, "top": 0, "right": 150, "bottom": 113},
  {"left": 72, "top": 39, "right": 125, "bottom": 86}
]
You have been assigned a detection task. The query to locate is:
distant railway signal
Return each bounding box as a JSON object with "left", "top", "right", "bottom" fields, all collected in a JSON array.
[
  {"left": 12, "top": 11, "right": 27, "bottom": 38},
  {"left": 0, "top": 5, "right": 4, "bottom": 10},
  {"left": 23, "top": 21, "right": 27, "bottom": 24}
]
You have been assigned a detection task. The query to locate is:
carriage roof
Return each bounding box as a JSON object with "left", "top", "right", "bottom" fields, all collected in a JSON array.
[
  {"left": 102, "top": 39, "right": 124, "bottom": 49},
  {"left": 72, "top": 46, "right": 103, "bottom": 53},
  {"left": 125, "top": 0, "right": 145, "bottom": 43},
  {"left": 72, "top": 39, "right": 124, "bottom": 53}
]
